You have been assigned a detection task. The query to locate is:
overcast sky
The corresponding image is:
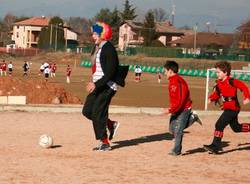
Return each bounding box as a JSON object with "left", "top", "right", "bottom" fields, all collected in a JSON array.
[{"left": 0, "top": 0, "right": 249, "bottom": 32}]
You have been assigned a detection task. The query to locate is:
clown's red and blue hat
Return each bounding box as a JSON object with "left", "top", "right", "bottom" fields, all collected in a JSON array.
[{"left": 92, "top": 22, "right": 112, "bottom": 40}]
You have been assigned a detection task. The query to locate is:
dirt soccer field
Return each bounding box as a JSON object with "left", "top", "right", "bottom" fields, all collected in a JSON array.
[
  {"left": 0, "top": 112, "right": 249, "bottom": 184},
  {"left": 1, "top": 53, "right": 250, "bottom": 111}
]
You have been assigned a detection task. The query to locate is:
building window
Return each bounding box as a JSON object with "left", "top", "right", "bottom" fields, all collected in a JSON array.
[
  {"left": 17, "top": 26, "right": 19, "bottom": 29},
  {"left": 16, "top": 32, "right": 19, "bottom": 38}
]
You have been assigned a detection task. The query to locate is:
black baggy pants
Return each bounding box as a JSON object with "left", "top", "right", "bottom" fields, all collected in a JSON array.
[
  {"left": 212, "top": 109, "right": 249, "bottom": 147},
  {"left": 82, "top": 87, "right": 116, "bottom": 140}
]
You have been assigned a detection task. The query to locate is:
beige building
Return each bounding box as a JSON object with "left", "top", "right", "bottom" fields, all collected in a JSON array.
[
  {"left": 12, "top": 16, "right": 77, "bottom": 48},
  {"left": 118, "top": 20, "right": 184, "bottom": 51}
]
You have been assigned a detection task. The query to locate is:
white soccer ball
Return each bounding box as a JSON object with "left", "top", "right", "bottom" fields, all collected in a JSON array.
[{"left": 39, "top": 134, "right": 53, "bottom": 148}]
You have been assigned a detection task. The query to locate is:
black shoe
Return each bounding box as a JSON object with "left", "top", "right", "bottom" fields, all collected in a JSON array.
[
  {"left": 108, "top": 121, "right": 120, "bottom": 140},
  {"left": 192, "top": 111, "right": 202, "bottom": 126},
  {"left": 93, "top": 142, "right": 111, "bottom": 151},
  {"left": 203, "top": 144, "right": 219, "bottom": 154}
]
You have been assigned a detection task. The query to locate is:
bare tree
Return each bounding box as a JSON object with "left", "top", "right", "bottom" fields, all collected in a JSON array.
[
  {"left": 67, "top": 17, "right": 93, "bottom": 44},
  {"left": 3, "top": 13, "right": 17, "bottom": 31},
  {"left": 237, "top": 19, "right": 250, "bottom": 49},
  {"left": 152, "top": 8, "right": 169, "bottom": 22}
]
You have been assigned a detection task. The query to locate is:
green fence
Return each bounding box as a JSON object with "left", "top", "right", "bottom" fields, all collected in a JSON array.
[
  {"left": 80, "top": 60, "right": 250, "bottom": 81},
  {"left": 176, "top": 53, "right": 250, "bottom": 62},
  {"left": 126, "top": 47, "right": 182, "bottom": 57}
]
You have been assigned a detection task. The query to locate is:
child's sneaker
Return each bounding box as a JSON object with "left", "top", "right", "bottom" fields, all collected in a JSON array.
[
  {"left": 93, "top": 142, "right": 111, "bottom": 151},
  {"left": 203, "top": 144, "right": 220, "bottom": 154},
  {"left": 192, "top": 111, "right": 203, "bottom": 125},
  {"left": 168, "top": 151, "right": 181, "bottom": 156}
]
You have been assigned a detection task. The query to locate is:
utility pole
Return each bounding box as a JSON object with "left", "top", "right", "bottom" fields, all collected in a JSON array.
[
  {"left": 171, "top": 0, "right": 176, "bottom": 25},
  {"left": 55, "top": 24, "right": 58, "bottom": 51},
  {"left": 49, "top": 24, "right": 53, "bottom": 49},
  {"left": 193, "top": 23, "right": 198, "bottom": 55},
  {"left": 65, "top": 28, "right": 67, "bottom": 51}
]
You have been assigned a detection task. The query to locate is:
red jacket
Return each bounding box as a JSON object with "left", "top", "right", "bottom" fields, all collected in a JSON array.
[
  {"left": 168, "top": 74, "right": 192, "bottom": 114},
  {"left": 209, "top": 76, "right": 250, "bottom": 111}
]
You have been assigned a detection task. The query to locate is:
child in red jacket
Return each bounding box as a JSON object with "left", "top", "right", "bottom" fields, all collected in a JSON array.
[
  {"left": 204, "top": 61, "right": 250, "bottom": 154},
  {"left": 163, "top": 60, "right": 202, "bottom": 156}
]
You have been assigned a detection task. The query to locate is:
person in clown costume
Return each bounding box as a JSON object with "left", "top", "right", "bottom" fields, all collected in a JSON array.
[{"left": 82, "top": 22, "right": 120, "bottom": 151}]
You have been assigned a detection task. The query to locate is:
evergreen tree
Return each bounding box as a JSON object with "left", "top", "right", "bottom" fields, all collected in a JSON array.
[
  {"left": 110, "top": 7, "right": 121, "bottom": 44},
  {"left": 94, "top": 7, "right": 121, "bottom": 45},
  {"left": 237, "top": 19, "right": 250, "bottom": 49},
  {"left": 120, "top": 0, "right": 137, "bottom": 21},
  {"left": 95, "top": 8, "right": 112, "bottom": 25},
  {"left": 142, "top": 10, "right": 156, "bottom": 46}
]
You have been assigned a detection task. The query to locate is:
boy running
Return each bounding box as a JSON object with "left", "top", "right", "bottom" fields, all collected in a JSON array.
[
  {"left": 204, "top": 61, "right": 250, "bottom": 154},
  {"left": 163, "top": 60, "right": 202, "bottom": 156}
]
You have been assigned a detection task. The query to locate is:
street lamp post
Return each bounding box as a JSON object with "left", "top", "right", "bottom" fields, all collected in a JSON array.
[
  {"left": 65, "top": 28, "right": 67, "bottom": 51},
  {"left": 193, "top": 23, "right": 198, "bottom": 55},
  {"left": 48, "top": 23, "right": 64, "bottom": 52},
  {"left": 55, "top": 24, "right": 58, "bottom": 51}
]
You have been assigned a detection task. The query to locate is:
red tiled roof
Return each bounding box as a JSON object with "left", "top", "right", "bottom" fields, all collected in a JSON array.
[
  {"left": 170, "top": 32, "right": 234, "bottom": 48},
  {"left": 123, "top": 20, "right": 184, "bottom": 35},
  {"left": 14, "top": 17, "right": 50, "bottom": 26},
  {"left": 155, "top": 22, "right": 183, "bottom": 35}
]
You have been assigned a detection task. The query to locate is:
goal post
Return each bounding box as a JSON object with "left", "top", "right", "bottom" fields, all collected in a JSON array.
[{"left": 205, "top": 68, "right": 250, "bottom": 110}]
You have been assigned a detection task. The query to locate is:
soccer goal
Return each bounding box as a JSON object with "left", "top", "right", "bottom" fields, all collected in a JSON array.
[{"left": 205, "top": 68, "right": 250, "bottom": 110}]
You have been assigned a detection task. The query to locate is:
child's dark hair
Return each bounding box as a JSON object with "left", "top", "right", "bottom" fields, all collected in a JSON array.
[
  {"left": 164, "top": 60, "right": 179, "bottom": 73},
  {"left": 215, "top": 61, "right": 231, "bottom": 76}
]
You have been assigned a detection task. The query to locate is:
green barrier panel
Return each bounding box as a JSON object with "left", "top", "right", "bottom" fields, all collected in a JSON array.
[
  {"left": 193, "top": 70, "right": 199, "bottom": 76},
  {"left": 141, "top": 66, "right": 147, "bottom": 72},
  {"left": 80, "top": 61, "right": 250, "bottom": 81},
  {"left": 129, "top": 65, "right": 133, "bottom": 70},
  {"left": 160, "top": 67, "right": 164, "bottom": 73},
  {"left": 187, "top": 69, "right": 195, "bottom": 76},
  {"left": 81, "top": 60, "right": 91, "bottom": 67},
  {"left": 198, "top": 70, "right": 205, "bottom": 77},
  {"left": 178, "top": 68, "right": 183, "bottom": 75},
  {"left": 146, "top": 66, "right": 151, "bottom": 72},
  {"left": 150, "top": 67, "right": 157, "bottom": 73}
]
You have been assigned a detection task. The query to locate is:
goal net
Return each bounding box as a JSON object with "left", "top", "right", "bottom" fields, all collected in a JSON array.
[{"left": 205, "top": 68, "right": 250, "bottom": 110}]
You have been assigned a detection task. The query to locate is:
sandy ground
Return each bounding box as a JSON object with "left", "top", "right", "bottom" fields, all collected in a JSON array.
[{"left": 0, "top": 112, "right": 250, "bottom": 184}]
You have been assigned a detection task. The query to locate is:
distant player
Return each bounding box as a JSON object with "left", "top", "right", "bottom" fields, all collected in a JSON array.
[
  {"left": 162, "top": 60, "right": 202, "bottom": 156},
  {"left": 51, "top": 63, "right": 57, "bottom": 77},
  {"left": 134, "top": 65, "right": 142, "bottom": 82},
  {"left": 1, "top": 60, "right": 7, "bottom": 76},
  {"left": 0, "top": 61, "right": 2, "bottom": 76},
  {"left": 66, "top": 65, "right": 72, "bottom": 83},
  {"left": 23, "top": 61, "right": 29, "bottom": 76},
  {"left": 157, "top": 71, "right": 162, "bottom": 83},
  {"left": 8, "top": 61, "right": 13, "bottom": 76},
  {"left": 204, "top": 61, "right": 250, "bottom": 154},
  {"left": 39, "top": 63, "right": 45, "bottom": 75},
  {"left": 44, "top": 66, "right": 50, "bottom": 82}
]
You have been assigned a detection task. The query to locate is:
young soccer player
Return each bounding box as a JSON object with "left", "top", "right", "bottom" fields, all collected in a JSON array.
[
  {"left": 134, "top": 65, "right": 142, "bottom": 82},
  {"left": 204, "top": 61, "right": 250, "bottom": 154},
  {"left": 8, "top": 61, "right": 13, "bottom": 76},
  {"left": 1, "top": 60, "right": 7, "bottom": 76},
  {"left": 66, "top": 65, "right": 72, "bottom": 84},
  {"left": 163, "top": 60, "right": 202, "bottom": 156}
]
